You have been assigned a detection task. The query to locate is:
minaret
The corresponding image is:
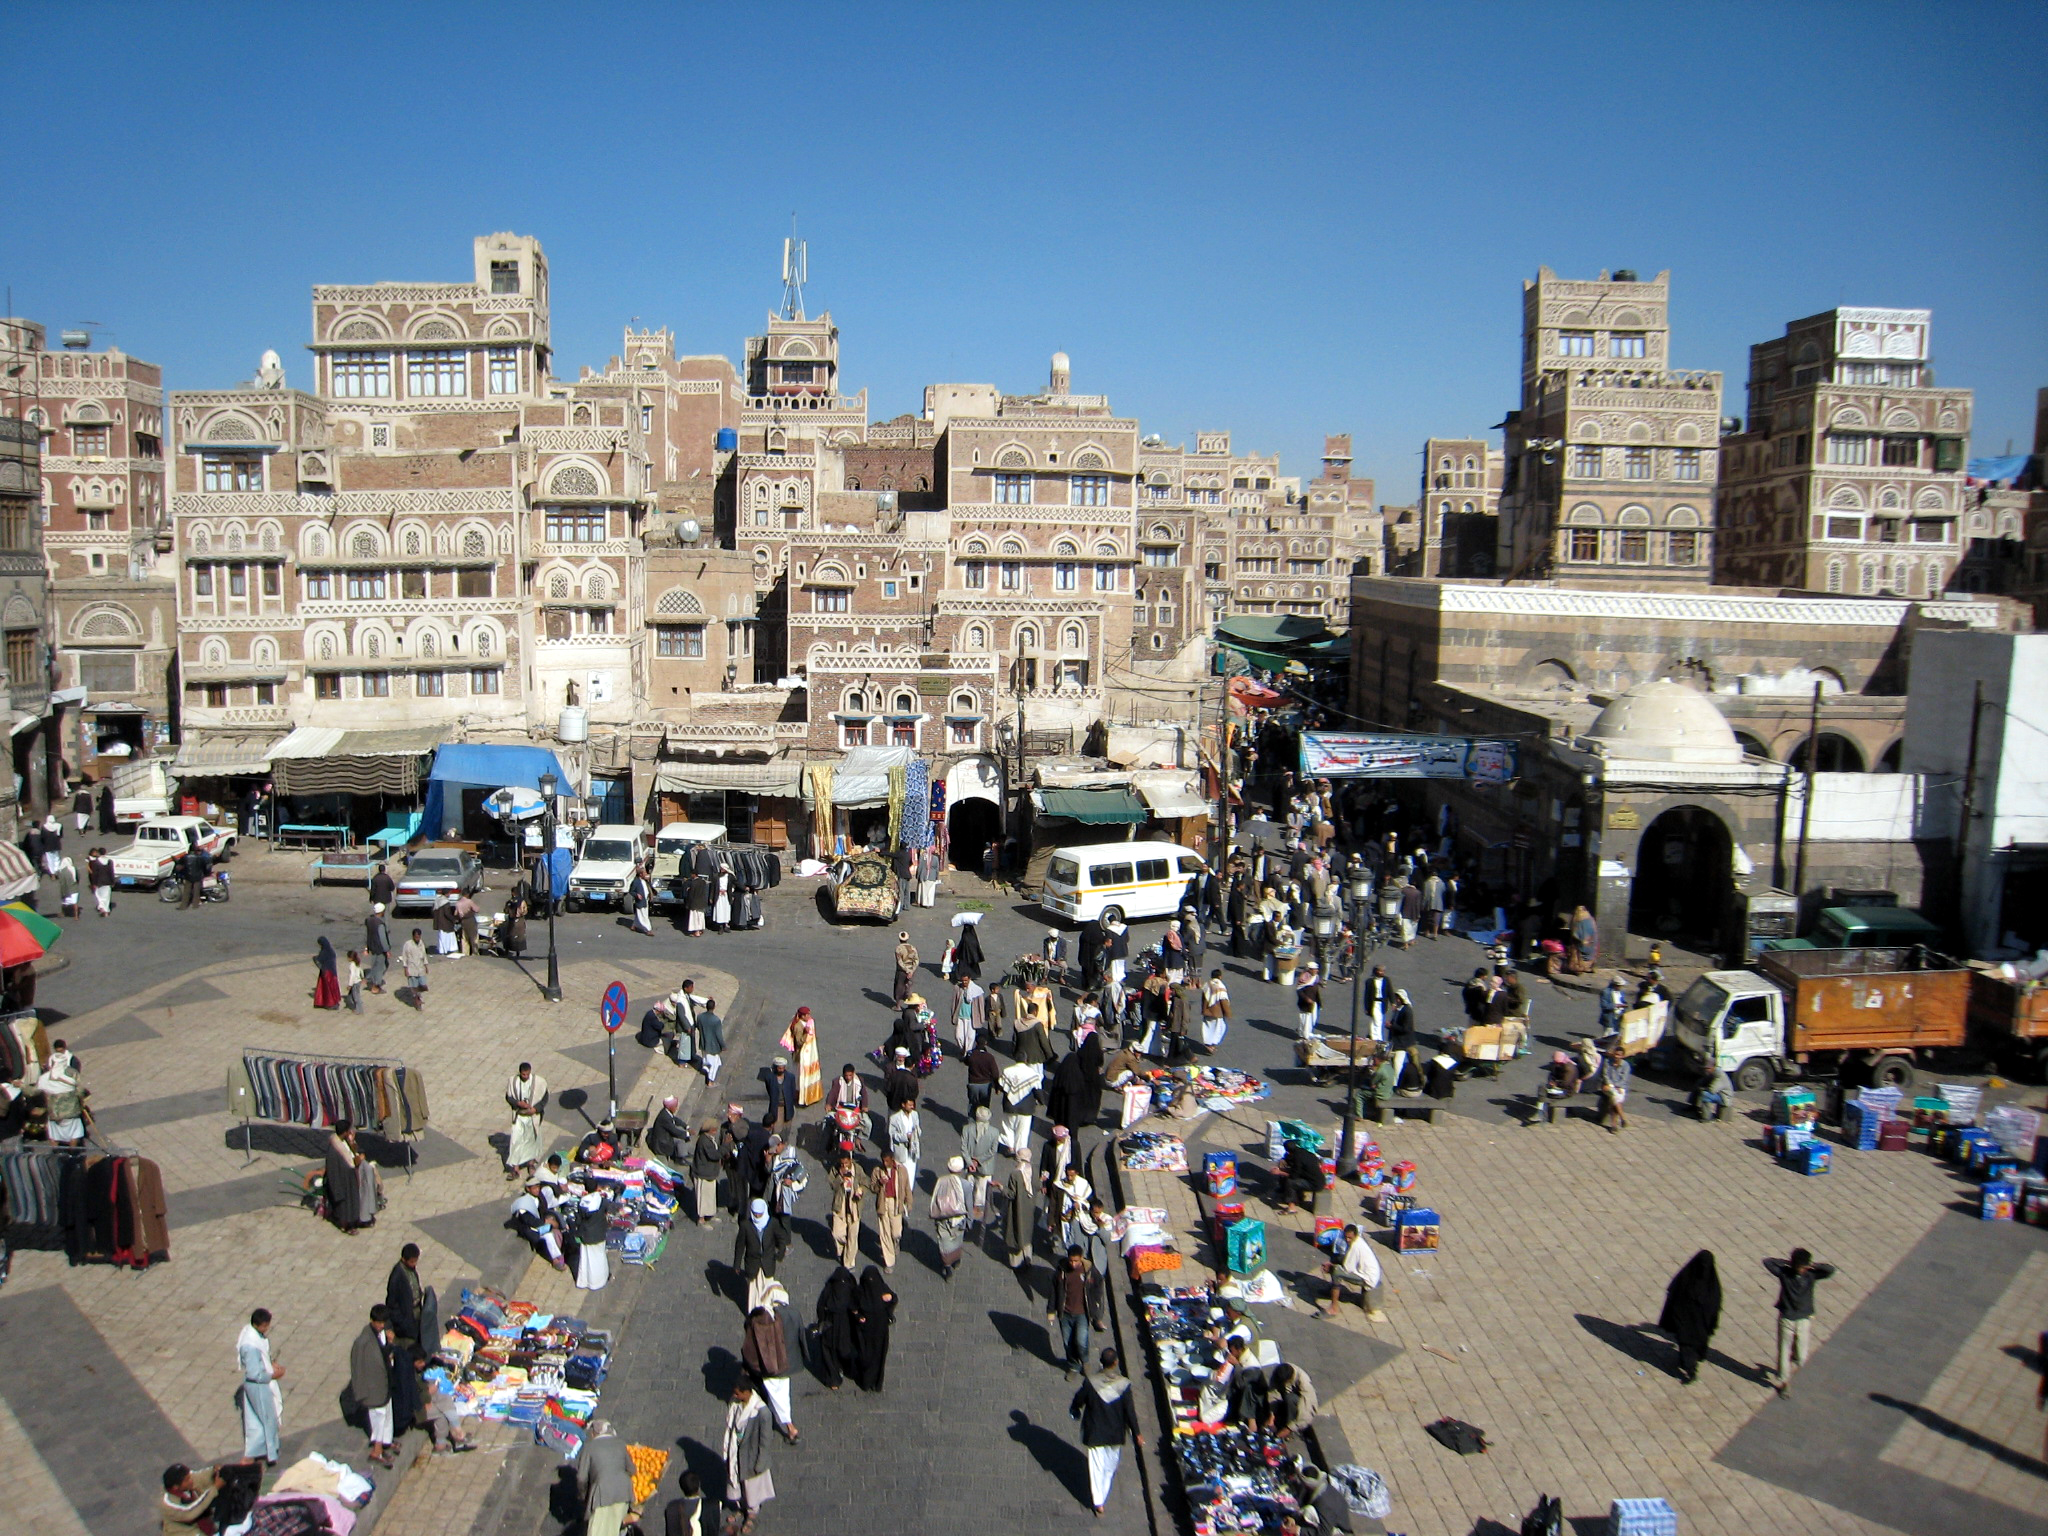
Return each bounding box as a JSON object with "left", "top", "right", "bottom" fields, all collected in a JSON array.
[{"left": 1049, "top": 351, "right": 1071, "bottom": 396}]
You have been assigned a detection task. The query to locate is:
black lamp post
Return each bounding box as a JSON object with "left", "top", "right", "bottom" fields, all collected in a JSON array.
[
  {"left": 537, "top": 770, "right": 563, "bottom": 1003},
  {"left": 1335, "top": 867, "right": 1377, "bottom": 1179}
]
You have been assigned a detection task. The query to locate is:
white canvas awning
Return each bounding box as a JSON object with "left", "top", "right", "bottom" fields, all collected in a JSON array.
[{"left": 653, "top": 761, "right": 803, "bottom": 796}]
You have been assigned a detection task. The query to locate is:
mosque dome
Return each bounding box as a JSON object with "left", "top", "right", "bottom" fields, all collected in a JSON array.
[{"left": 1583, "top": 679, "right": 1742, "bottom": 764}]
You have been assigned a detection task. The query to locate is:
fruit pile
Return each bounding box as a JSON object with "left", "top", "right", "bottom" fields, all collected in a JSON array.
[{"left": 627, "top": 1443, "right": 669, "bottom": 1505}]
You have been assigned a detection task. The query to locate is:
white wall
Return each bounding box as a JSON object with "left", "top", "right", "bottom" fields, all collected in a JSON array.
[{"left": 1781, "top": 772, "right": 1955, "bottom": 842}]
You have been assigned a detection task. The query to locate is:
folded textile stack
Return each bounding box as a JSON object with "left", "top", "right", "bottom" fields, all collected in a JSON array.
[{"left": 438, "top": 1285, "right": 615, "bottom": 1449}]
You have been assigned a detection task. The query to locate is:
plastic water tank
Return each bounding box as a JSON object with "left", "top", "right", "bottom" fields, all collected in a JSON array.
[
  {"left": 558, "top": 706, "right": 589, "bottom": 743},
  {"left": 715, "top": 427, "right": 738, "bottom": 452}
]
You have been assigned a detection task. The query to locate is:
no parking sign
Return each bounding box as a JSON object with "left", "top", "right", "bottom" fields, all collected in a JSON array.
[{"left": 600, "top": 980, "right": 628, "bottom": 1033}]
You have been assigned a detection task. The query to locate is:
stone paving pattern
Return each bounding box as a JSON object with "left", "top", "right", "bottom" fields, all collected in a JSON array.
[{"left": 2, "top": 844, "right": 2045, "bottom": 1536}]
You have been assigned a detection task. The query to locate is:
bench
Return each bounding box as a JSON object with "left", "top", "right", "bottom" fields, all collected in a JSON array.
[
  {"left": 309, "top": 852, "right": 377, "bottom": 886},
  {"left": 275, "top": 823, "right": 348, "bottom": 851},
  {"left": 1372, "top": 1103, "right": 1438, "bottom": 1126}
]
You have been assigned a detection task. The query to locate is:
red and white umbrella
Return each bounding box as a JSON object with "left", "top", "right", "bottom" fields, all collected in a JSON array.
[{"left": 0, "top": 841, "right": 36, "bottom": 902}]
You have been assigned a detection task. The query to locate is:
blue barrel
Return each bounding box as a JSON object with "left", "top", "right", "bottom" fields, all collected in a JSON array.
[{"left": 715, "top": 427, "right": 738, "bottom": 451}]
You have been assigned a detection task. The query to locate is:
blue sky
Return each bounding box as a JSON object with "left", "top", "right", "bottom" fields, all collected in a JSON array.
[{"left": 6, "top": 1, "right": 2043, "bottom": 497}]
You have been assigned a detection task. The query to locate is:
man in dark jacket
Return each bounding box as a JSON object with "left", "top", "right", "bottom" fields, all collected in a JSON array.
[
  {"left": 1763, "top": 1248, "right": 1836, "bottom": 1394},
  {"left": 349, "top": 1305, "right": 397, "bottom": 1466},
  {"left": 364, "top": 904, "right": 391, "bottom": 993},
  {"left": 759, "top": 1058, "right": 799, "bottom": 1132},
  {"left": 1070, "top": 1346, "right": 1143, "bottom": 1517},
  {"left": 647, "top": 1094, "right": 688, "bottom": 1163},
  {"left": 369, "top": 863, "right": 396, "bottom": 909},
  {"left": 384, "top": 1242, "right": 425, "bottom": 1349}
]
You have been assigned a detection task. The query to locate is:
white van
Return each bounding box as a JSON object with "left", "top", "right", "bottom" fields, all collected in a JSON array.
[{"left": 1039, "top": 840, "right": 1205, "bottom": 925}]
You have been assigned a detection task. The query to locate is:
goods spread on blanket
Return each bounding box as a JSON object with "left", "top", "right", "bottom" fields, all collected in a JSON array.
[
  {"left": 1135, "top": 1064, "right": 1270, "bottom": 1116},
  {"left": 1139, "top": 1284, "right": 1299, "bottom": 1534},
  {"left": 1119, "top": 1130, "right": 1189, "bottom": 1172}
]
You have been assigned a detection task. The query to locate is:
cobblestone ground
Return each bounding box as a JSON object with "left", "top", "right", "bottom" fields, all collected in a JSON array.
[{"left": 3, "top": 845, "right": 2044, "bottom": 1536}]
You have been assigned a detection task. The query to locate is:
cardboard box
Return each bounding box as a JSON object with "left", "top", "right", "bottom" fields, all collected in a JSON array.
[
  {"left": 1396, "top": 1207, "right": 1441, "bottom": 1251},
  {"left": 1981, "top": 1181, "right": 2016, "bottom": 1221}
]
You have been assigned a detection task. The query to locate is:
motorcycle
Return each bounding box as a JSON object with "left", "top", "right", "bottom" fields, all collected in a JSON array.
[{"left": 158, "top": 868, "right": 231, "bottom": 903}]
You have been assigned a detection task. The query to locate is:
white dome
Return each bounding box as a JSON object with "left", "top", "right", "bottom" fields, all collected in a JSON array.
[
  {"left": 1050, "top": 351, "right": 1070, "bottom": 372},
  {"left": 1583, "top": 679, "right": 1742, "bottom": 764}
]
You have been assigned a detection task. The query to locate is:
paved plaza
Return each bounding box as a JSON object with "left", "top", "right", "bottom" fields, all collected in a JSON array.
[{"left": 1, "top": 843, "right": 2043, "bottom": 1536}]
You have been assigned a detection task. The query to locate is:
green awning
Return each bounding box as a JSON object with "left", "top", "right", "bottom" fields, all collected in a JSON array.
[
  {"left": 1035, "top": 787, "right": 1148, "bottom": 824},
  {"left": 1216, "top": 614, "right": 1335, "bottom": 647}
]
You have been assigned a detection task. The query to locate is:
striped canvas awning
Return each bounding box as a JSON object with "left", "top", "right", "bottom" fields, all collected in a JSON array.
[{"left": 0, "top": 841, "right": 37, "bottom": 902}]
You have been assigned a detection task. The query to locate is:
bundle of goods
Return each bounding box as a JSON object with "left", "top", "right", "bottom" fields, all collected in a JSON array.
[
  {"left": 573, "top": 1156, "right": 682, "bottom": 1267},
  {"left": 1770, "top": 1087, "right": 1817, "bottom": 1128},
  {"left": 433, "top": 1287, "right": 614, "bottom": 1451},
  {"left": 2018, "top": 1176, "right": 2048, "bottom": 1227},
  {"left": 1224, "top": 1217, "right": 1265, "bottom": 1274},
  {"left": 1982, "top": 1180, "right": 2018, "bottom": 1221},
  {"left": 1396, "top": 1207, "right": 1442, "bottom": 1250},
  {"left": 1137, "top": 1285, "right": 1302, "bottom": 1535},
  {"left": 1120, "top": 1130, "right": 1189, "bottom": 1173},
  {"left": 1608, "top": 1498, "right": 1679, "bottom": 1536},
  {"left": 1949, "top": 1127, "right": 2000, "bottom": 1170},
  {"left": 1763, "top": 1123, "right": 1816, "bottom": 1159},
  {"left": 1375, "top": 1187, "right": 1416, "bottom": 1224},
  {"left": 1120, "top": 1205, "right": 1183, "bottom": 1277},
  {"left": 1984, "top": 1104, "right": 2041, "bottom": 1163},
  {"left": 627, "top": 1444, "right": 670, "bottom": 1505},
  {"left": 1843, "top": 1088, "right": 1904, "bottom": 1151},
  {"left": 1905, "top": 1095, "right": 1950, "bottom": 1147},
  {"left": 1203, "top": 1151, "right": 1238, "bottom": 1197},
  {"left": 1782, "top": 1141, "right": 1830, "bottom": 1177},
  {"left": 1936, "top": 1083, "right": 1983, "bottom": 1126},
  {"left": 1185, "top": 1064, "right": 1271, "bottom": 1111}
]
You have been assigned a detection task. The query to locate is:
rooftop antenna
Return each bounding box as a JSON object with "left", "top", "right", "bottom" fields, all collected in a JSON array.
[{"left": 779, "top": 217, "right": 807, "bottom": 322}]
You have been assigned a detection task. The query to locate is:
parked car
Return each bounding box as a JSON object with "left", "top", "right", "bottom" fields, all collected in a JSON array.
[
  {"left": 565, "top": 824, "right": 648, "bottom": 912},
  {"left": 392, "top": 849, "right": 484, "bottom": 912},
  {"left": 111, "top": 817, "right": 237, "bottom": 887}
]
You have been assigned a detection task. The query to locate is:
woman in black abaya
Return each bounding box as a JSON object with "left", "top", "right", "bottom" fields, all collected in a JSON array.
[
  {"left": 814, "top": 1266, "right": 861, "bottom": 1390},
  {"left": 853, "top": 1264, "right": 897, "bottom": 1392},
  {"left": 1658, "top": 1249, "right": 1722, "bottom": 1384}
]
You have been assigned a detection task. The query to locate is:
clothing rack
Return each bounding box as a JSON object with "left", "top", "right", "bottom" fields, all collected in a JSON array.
[
  {"left": 0, "top": 1140, "right": 171, "bottom": 1267},
  {"left": 231, "top": 1046, "right": 426, "bottom": 1176}
]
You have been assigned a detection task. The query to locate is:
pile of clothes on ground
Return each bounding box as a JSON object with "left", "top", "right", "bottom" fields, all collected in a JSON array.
[
  {"left": 578, "top": 1154, "right": 682, "bottom": 1267},
  {"left": 431, "top": 1287, "right": 611, "bottom": 1454},
  {"left": 1117, "top": 1130, "right": 1189, "bottom": 1173}
]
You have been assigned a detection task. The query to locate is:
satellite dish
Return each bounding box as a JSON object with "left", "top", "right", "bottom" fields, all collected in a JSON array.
[
  {"left": 677, "top": 519, "right": 701, "bottom": 543},
  {"left": 483, "top": 784, "right": 546, "bottom": 822}
]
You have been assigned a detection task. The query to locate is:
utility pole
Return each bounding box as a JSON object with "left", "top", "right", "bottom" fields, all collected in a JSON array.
[
  {"left": 1955, "top": 679, "right": 1985, "bottom": 926},
  {"left": 1790, "top": 680, "right": 1821, "bottom": 914},
  {"left": 1211, "top": 646, "right": 1232, "bottom": 863}
]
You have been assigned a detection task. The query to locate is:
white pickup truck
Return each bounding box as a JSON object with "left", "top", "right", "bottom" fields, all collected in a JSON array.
[{"left": 112, "top": 816, "right": 236, "bottom": 887}]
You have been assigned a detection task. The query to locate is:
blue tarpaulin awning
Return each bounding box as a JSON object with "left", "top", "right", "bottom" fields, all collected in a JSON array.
[{"left": 422, "top": 744, "right": 570, "bottom": 840}]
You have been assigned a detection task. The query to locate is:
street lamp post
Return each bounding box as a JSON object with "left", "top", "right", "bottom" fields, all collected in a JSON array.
[
  {"left": 537, "top": 770, "right": 563, "bottom": 1003},
  {"left": 1336, "top": 866, "right": 1376, "bottom": 1179}
]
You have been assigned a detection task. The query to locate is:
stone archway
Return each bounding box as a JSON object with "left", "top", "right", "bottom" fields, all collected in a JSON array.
[{"left": 1629, "top": 804, "right": 1735, "bottom": 952}]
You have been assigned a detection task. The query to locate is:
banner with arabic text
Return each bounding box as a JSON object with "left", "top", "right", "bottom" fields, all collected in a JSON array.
[{"left": 1299, "top": 731, "right": 1518, "bottom": 782}]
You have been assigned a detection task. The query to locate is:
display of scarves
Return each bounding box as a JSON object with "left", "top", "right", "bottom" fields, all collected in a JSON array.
[
  {"left": 239, "top": 1054, "right": 428, "bottom": 1134},
  {"left": 901, "top": 758, "right": 932, "bottom": 849},
  {"left": 887, "top": 764, "right": 905, "bottom": 851},
  {"left": 806, "top": 762, "right": 834, "bottom": 859}
]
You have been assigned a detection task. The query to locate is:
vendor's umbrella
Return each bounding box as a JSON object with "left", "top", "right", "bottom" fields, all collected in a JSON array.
[
  {"left": 0, "top": 902, "right": 61, "bottom": 966},
  {"left": 0, "top": 841, "right": 37, "bottom": 902}
]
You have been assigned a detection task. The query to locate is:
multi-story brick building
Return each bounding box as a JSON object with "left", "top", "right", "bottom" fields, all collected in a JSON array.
[
  {"left": 2, "top": 320, "right": 172, "bottom": 783},
  {"left": 0, "top": 322, "right": 53, "bottom": 825},
  {"left": 169, "top": 234, "right": 662, "bottom": 819},
  {"left": 1497, "top": 268, "right": 1723, "bottom": 586},
  {"left": 1398, "top": 436, "right": 1502, "bottom": 576},
  {"left": 1716, "top": 308, "right": 1973, "bottom": 597}
]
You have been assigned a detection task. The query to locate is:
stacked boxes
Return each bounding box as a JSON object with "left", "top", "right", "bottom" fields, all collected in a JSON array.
[
  {"left": 1844, "top": 1087, "right": 1902, "bottom": 1150},
  {"left": 1764, "top": 1123, "right": 1815, "bottom": 1158},
  {"left": 1877, "top": 1119, "right": 1911, "bottom": 1151}
]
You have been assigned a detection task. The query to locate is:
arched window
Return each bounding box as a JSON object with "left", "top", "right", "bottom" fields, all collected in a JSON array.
[
  {"left": 844, "top": 689, "right": 866, "bottom": 714},
  {"left": 463, "top": 528, "right": 488, "bottom": 557},
  {"left": 964, "top": 623, "right": 988, "bottom": 650},
  {"left": 475, "top": 629, "right": 493, "bottom": 658},
  {"left": 953, "top": 692, "right": 976, "bottom": 714},
  {"left": 1825, "top": 558, "right": 1845, "bottom": 593},
  {"left": 894, "top": 691, "right": 914, "bottom": 714},
  {"left": 351, "top": 529, "right": 377, "bottom": 558},
  {"left": 548, "top": 572, "right": 570, "bottom": 599},
  {"left": 1017, "top": 624, "right": 1038, "bottom": 651},
  {"left": 1062, "top": 622, "right": 1084, "bottom": 651}
]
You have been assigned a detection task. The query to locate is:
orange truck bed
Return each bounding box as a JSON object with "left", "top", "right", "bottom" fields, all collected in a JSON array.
[
  {"left": 1757, "top": 948, "right": 1971, "bottom": 1054},
  {"left": 1968, "top": 971, "right": 2048, "bottom": 1044}
]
